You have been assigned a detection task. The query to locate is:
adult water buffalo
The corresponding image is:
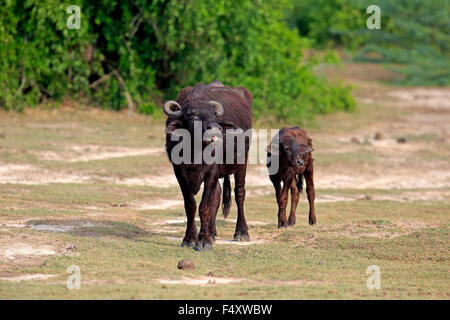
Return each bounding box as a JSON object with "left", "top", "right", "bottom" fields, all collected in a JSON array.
[{"left": 164, "top": 81, "right": 252, "bottom": 251}]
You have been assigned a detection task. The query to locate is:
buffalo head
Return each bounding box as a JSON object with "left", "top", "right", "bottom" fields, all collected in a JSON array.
[
  {"left": 164, "top": 100, "right": 224, "bottom": 144},
  {"left": 281, "top": 136, "right": 313, "bottom": 168},
  {"left": 270, "top": 135, "right": 313, "bottom": 168}
]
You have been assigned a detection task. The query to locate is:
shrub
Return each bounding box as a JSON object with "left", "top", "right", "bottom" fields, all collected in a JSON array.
[
  {"left": 0, "top": 0, "right": 355, "bottom": 119},
  {"left": 289, "top": 0, "right": 450, "bottom": 85}
]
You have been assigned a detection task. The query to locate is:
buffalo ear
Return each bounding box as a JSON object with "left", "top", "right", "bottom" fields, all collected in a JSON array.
[
  {"left": 266, "top": 143, "right": 279, "bottom": 156},
  {"left": 165, "top": 120, "right": 183, "bottom": 136},
  {"left": 301, "top": 146, "right": 314, "bottom": 154},
  {"left": 266, "top": 144, "right": 271, "bottom": 157}
]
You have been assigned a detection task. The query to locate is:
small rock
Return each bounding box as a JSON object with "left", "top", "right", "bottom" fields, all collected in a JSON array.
[
  {"left": 350, "top": 137, "right": 361, "bottom": 144},
  {"left": 177, "top": 259, "right": 194, "bottom": 270},
  {"left": 66, "top": 245, "right": 76, "bottom": 251},
  {"left": 207, "top": 271, "right": 214, "bottom": 276},
  {"left": 374, "top": 132, "right": 384, "bottom": 140},
  {"left": 318, "top": 261, "right": 325, "bottom": 265},
  {"left": 396, "top": 137, "right": 407, "bottom": 143},
  {"left": 110, "top": 203, "right": 127, "bottom": 207}
]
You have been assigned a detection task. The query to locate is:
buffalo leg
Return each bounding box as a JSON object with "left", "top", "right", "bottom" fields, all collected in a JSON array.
[
  {"left": 196, "top": 178, "right": 217, "bottom": 251},
  {"left": 277, "top": 176, "right": 293, "bottom": 228},
  {"left": 288, "top": 179, "right": 299, "bottom": 226},
  {"left": 209, "top": 182, "right": 221, "bottom": 242},
  {"left": 270, "top": 174, "right": 282, "bottom": 226},
  {"left": 304, "top": 162, "right": 316, "bottom": 225},
  {"left": 174, "top": 168, "right": 198, "bottom": 247},
  {"left": 233, "top": 166, "right": 250, "bottom": 241}
]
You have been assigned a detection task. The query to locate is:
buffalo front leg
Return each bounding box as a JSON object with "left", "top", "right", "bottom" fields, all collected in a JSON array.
[
  {"left": 277, "top": 176, "right": 293, "bottom": 228},
  {"left": 304, "top": 161, "right": 316, "bottom": 225},
  {"left": 270, "top": 174, "right": 282, "bottom": 227},
  {"left": 288, "top": 179, "right": 300, "bottom": 226},
  {"left": 174, "top": 168, "right": 197, "bottom": 248},
  {"left": 195, "top": 179, "right": 217, "bottom": 251},
  {"left": 233, "top": 167, "right": 250, "bottom": 241}
]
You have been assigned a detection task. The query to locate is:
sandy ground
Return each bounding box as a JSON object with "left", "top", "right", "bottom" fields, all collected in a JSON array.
[
  {"left": 0, "top": 231, "right": 74, "bottom": 272},
  {"left": 0, "top": 67, "right": 449, "bottom": 289},
  {"left": 32, "top": 145, "right": 163, "bottom": 162},
  {"left": 157, "top": 276, "right": 244, "bottom": 286}
]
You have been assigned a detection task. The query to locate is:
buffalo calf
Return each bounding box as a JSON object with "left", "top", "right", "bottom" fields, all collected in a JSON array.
[{"left": 267, "top": 127, "right": 316, "bottom": 227}]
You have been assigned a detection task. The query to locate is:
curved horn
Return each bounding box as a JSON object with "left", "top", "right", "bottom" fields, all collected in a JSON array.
[
  {"left": 209, "top": 100, "right": 224, "bottom": 116},
  {"left": 163, "top": 100, "right": 182, "bottom": 117}
]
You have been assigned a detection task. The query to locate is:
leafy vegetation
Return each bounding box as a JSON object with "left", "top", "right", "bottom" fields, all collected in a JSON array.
[
  {"left": 289, "top": 0, "right": 450, "bottom": 85},
  {"left": 356, "top": 0, "right": 450, "bottom": 86},
  {"left": 0, "top": 0, "right": 355, "bottom": 119},
  {"left": 287, "top": 0, "right": 366, "bottom": 49}
]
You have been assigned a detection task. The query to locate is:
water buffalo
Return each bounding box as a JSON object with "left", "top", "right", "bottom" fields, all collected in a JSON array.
[
  {"left": 267, "top": 126, "right": 316, "bottom": 227},
  {"left": 164, "top": 81, "right": 252, "bottom": 251}
]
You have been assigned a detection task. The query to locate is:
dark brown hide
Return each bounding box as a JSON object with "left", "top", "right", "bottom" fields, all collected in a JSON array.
[
  {"left": 267, "top": 126, "right": 316, "bottom": 227},
  {"left": 165, "top": 81, "right": 252, "bottom": 251}
]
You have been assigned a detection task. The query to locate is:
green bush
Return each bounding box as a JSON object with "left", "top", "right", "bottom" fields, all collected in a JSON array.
[
  {"left": 0, "top": 0, "right": 355, "bottom": 119},
  {"left": 289, "top": 0, "right": 450, "bottom": 86},
  {"left": 287, "top": 0, "right": 366, "bottom": 49},
  {"left": 356, "top": 0, "right": 450, "bottom": 86},
  {"left": 0, "top": 0, "right": 97, "bottom": 111}
]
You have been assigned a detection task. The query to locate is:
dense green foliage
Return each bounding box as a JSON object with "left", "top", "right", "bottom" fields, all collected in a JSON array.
[
  {"left": 289, "top": 0, "right": 450, "bottom": 85},
  {"left": 357, "top": 0, "right": 450, "bottom": 86},
  {"left": 287, "top": 0, "right": 366, "bottom": 49},
  {"left": 0, "top": 0, "right": 354, "bottom": 119}
]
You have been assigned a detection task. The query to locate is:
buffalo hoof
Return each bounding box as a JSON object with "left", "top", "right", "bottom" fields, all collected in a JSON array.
[
  {"left": 181, "top": 241, "right": 196, "bottom": 248},
  {"left": 194, "top": 240, "right": 212, "bottom": 252},
  {"left": 278, "top": 222, "right": 288, "bottom": 229},
  {"left": 287, "top": 220, "right": 296, "bottom": 227},
  {"left": 233, "top": 233, "right": 250, "bottom": 242},
  {"left": 309, "top": 216, "right": 317, "bottom": 225}
]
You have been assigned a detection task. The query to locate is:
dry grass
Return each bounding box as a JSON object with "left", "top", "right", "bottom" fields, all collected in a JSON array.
[{"left": 0, "top": 63, "right": 449, "bottom": 299}]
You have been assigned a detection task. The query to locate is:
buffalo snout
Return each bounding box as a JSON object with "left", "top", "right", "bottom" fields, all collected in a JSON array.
[{"left": 203, "top": 124, "right": 223, "bottom": 143}]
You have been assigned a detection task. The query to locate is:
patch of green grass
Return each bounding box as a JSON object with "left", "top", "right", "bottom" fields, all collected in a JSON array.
[
  {"left": 1, "top": 222, "right": 447, "bottom": 299},
  {"left": 0, "top": 107, "right": 448, "bottom": 300},
  {"left": 315, "top": 151, "right": 377, "bottom": 167},
  {"left": 1, "top": 180, "right": 448, "bottom": 299}
]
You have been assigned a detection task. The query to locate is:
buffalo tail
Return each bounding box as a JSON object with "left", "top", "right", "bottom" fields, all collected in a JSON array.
[{"left": 222, "top": 175, "right": 231, "bottom": 218}]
